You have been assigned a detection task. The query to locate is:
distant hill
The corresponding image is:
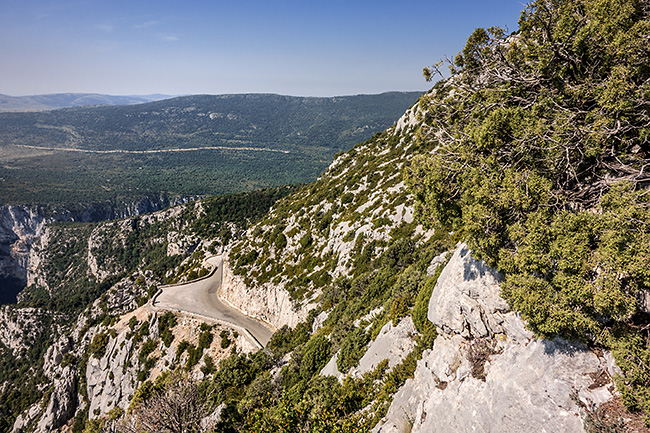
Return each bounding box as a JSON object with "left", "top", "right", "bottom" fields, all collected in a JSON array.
[
  {"left": 0, "top": 93, "right": 172, "bottom": 112},
  {"left": 0, "top": 92, "right": 421, "bottom": 205}
]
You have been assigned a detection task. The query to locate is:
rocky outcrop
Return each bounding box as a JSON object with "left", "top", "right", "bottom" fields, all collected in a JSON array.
[
  {"left": 427, "top": 245, "right": 515, "bottom": 340},
  {"left": 35, "top": 337, "right": 78, "bottom": 432},
  {"left": 11, "top": 405, "right": 41, "bottom": 433},
  {"left": 355, "top": 317, "right": 417, "bottom": 376},
  {"left": 322, "top": 317, "right": 418, "bottom": 380},
  {"left": 0, "top": 306, "right": 48, "bottom": 357},
  {"left": 86, "top": 327, "right": 139, "bottom": 417},
  {"left": 374, "top": 244, "right": 616, "bottom": 433},
  {"left": 219, "top": 256, "right": 311, "bottom": 330},
  {"left": 0, "top": 206, "right": 50, "bottom": 283},
  {"left": 84, "top": 308, "right": 256, "bottom": 420},
  {"left": 11, "top": 335, "right": 78, "bottom": 433}
]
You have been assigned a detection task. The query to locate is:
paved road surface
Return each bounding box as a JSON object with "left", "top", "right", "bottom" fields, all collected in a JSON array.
[{"left": 154, "top": 257, "right": 273, "bottom": 346}]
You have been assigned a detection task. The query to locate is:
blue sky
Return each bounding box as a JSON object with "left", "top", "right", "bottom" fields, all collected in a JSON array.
[{"left": 0, "top": 0, "right": 526, "bottom": 97}]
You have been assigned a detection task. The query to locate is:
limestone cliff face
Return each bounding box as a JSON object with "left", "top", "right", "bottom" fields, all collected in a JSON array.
[
  {"left": 36, "top": 336, "right": 78, "bottom": 433},
  {"left": 8, "top": 327, "right": 77, "bottom": 433},
  {"left": 85, "top": 321, "right": 143, "bottom": 417},
  {"left": 219, "top": 256, "right": 310, "bottom": 330},
  {"left": 374, "top": 244, "right": 617, "bottom": 433},
  {"left": 0, "top": 206, "right": 52, "bottom": 283}
]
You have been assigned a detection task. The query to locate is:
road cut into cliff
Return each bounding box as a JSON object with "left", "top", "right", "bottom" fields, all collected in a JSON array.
[{"left": 151, "top": 256, "right": 273, "bottom": 347}]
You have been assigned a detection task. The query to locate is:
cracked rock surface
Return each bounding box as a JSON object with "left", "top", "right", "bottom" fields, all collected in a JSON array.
[{"left": 374, "top": 244, "right": 615, "bottom": 433}]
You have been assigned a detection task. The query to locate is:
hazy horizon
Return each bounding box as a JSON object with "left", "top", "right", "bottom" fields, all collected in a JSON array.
[
  {"left": 0, "top": 90, "right": 422, "bottom": 98},
  {"left": 0, "top": 0, "right": 525, "bottom": 97}
]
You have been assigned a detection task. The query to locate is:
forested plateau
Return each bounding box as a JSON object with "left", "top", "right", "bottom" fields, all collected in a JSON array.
[{"left": 0, "top": 92, "right": 420, "bottom": 206}]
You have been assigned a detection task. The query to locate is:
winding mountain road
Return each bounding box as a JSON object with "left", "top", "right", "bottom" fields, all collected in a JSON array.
[{"left": 152, "top": 256, "right": 273, "bottom": 347}]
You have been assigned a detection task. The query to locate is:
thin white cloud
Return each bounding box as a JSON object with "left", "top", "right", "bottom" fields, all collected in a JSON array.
[
  {"left": 96, "top": 24, "right": 114, "bottom": 33},
  {"left": 160, "top": 35, "right": 179, "bottom": 42},
  {"left": 134, "top": 20, "right": 158, "bottom": 30}
]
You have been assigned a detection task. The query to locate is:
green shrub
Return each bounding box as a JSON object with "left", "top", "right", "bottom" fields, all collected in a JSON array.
[
  {"left": 133, "top": 321, "right": 149, "bottom": 344},
  {"left": 274, "top": 233, "right": 287, "bottom": 250},
  {"left": 299, "top": 334, "right": 331, "bottom": 379},
  {"left": 201, "top": 355, "right": 216, "bottom": 375},
  {"left": 267, "top": 322, "right": 311, "bottom": 357},
  {"left": 158, "top": 312, "right": 177, "bottom": 348},
  {"left": 198, "top": 328, "right": 214, "bottom": 350},
  {"left": 129, "top": 380, "right": 154, "bottom": 411},
  {"left": 410, "top": 0, "right": 650, "bottom": 420},
  {"left": 88, "top": 333, "right": 109, "bottom": 359},
  {"left": 337, "top": 327, "right": 370, "bottom": 373},
  {"left": 139, "top": 339, "right": 157, "bottom": 364},
  {"left": 185, "top": 345, "right": 202, "bottom": 370},
  {"left": 299, "top": 232, "right": 313, "bottom": 250},
  {"left": 128, "top": 316, "right": 138, "bottom": 331},
  {"left": 220, "top": 330, "right": 232, "bottom": 349},
  {"left": 412, "top": 262, "right": 445, "bottom": 334},
  {"left": 388, "top": 294, "right": 412, "bottom": 326},
  {"left": 176, "top": 340, "right": 190, "bottom": 360}
]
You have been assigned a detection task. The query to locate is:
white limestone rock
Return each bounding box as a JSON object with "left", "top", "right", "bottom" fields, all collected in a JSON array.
[
  {"left": 322, "top": 317, "right": 418, "bottom": 380},
  {"left": 312, "top": 310, "right": 329, "bottom": 333},
  {"left": 12, "top": 335, "right": 79, "bottom": 433},
  {"left": 374, "top": 244, "right": 616, "bottom": 433},
  {"left": 376, "top": 336, "right": 610, "bottom": 433},
  {"left": 35, "top": 365, "right": 77, "bottom": 432},
  {"left": 86, "top": 329, "right": 138, "bottom": 417},
  {"left": 219, "top": 256, "right": 312, "bottom": 330},
  {"left": 428, "top": 244, "right": 512, "bottom": 339},
  {"left": 426, "top": 251, "right": 448, "bottom": 276},
  {"left": 11, "top": 404, "right": 41, "bottom": 433},
  {"left": 321, "top": 352, "right": 343, "bottom": 379},
  {"left": 352, "top": 317, "right": 417, "bottom": 377}
]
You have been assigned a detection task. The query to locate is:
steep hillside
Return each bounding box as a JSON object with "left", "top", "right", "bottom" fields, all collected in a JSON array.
[
  {"left": 221, "top": 103, "right": 431, "bottom": 328},
  {"left": 4, "top": 1, "right": 650, "bottom": 432},
  {"left": 0, "top": 186, "right": 296, "bottom": 431}
]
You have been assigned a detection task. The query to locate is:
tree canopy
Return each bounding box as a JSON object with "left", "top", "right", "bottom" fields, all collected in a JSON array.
[{"left": 409, "top": 0, "right": 650, "bottom": 422}]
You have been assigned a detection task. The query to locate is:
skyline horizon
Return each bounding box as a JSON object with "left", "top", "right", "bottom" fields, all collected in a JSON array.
[
  {"left": 0, "top": 89, "right": 425, "bottom": 98},
  {"left": 1, "top": 0, "right": 526, "bottom": 97}
]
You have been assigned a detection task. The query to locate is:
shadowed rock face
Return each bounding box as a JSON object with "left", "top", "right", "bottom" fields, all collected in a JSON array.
[
  {"left": 0, "top": 275, "right": 23, "bottom": 304},
  {"left": 374, "top": 244, "right": 616, "bottom": 433},
  {"left": 0, "top": 206, "right": 43, "bottom": 283}
]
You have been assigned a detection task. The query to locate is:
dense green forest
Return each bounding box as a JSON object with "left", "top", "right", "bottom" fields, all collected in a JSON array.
[{"left": 0, "top": 92, "right": 419, "bottom": 206}]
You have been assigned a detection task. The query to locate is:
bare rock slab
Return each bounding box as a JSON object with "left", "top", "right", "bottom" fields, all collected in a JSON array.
[{"left": 374, "top": 244, "right": 615, "bottom": 433}]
